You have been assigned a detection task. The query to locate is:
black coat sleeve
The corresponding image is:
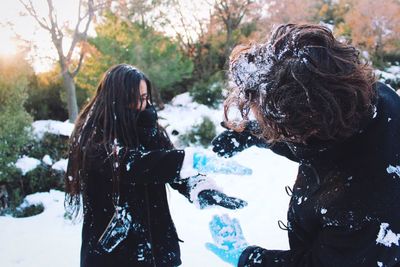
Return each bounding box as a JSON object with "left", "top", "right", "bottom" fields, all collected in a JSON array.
[
  {"left": 238, "top": 221, "right": 400, "bottom": 267},
  {"left": 85, "top": 144, "right": 185, "bottom": 185},
  {"left": 269, "top": 142, "right": 299, "bottom": 163},
  {"left": 119, "top": 147, "right": 185, "bottom": 185},
  {"left": 167, "top": 148, "right": 192, "bottom": 200},
  {"left": 168, "top": 178, "right": 192, "bottom": 200}
]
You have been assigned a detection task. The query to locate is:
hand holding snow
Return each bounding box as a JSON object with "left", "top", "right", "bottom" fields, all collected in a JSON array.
[
  {"left": 206, "top": 214, "right": 249, "bottom": 266},
  {"left": 198, "top": 190, "right": 247, "bottom": 210}
]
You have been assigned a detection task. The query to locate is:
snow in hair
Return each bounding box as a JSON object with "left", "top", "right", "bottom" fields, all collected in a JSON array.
[
  {"left": 229, "top": 44, "right": 274, "bottom": 97},
  {"left": 229, "top": 35, "right": 310, "bottom": 97}
]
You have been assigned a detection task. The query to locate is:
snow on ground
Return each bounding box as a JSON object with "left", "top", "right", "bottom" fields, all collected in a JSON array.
[
  {"left": 158, "top": 92, "right": 226, "bottom": 145},
  {"left": 51, "top": 158, "right": 68, "bottom": 172},
  {"left": 0, "top": 190, "right": 81, "bottom": 267},
  {"left": 0, "top": 94, "right": 299, "bottom": 267},
  {"left": 0, "top": 148, "right": 297, "bottom": 267}
]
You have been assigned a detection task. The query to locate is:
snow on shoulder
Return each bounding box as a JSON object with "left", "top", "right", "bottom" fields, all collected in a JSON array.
[
  {"left": 376, "top": 223, "right": 400, "bottom": 247},
  {"left": 32, "top": 120, "right": 74, "bottom": 139}
]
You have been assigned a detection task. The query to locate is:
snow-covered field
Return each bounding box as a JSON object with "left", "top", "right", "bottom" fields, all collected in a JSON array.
[{"left": 0, "top": 93, "right": 305, "bottom": 266}]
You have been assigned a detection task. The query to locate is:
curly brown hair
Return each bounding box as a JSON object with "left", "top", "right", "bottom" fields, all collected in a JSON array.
[{"left": 224, "top": 23, "right": 376, "bottom": 144}]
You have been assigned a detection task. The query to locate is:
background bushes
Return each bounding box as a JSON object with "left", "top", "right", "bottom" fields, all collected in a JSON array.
[{"left": 179, "top": 116, "right": 217, "bottom": 148}]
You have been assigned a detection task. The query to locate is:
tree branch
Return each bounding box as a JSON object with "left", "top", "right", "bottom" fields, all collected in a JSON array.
[
  {"left": 71, "top": 50, "right": 85, "bottom": 77},
  {"left": 18, "top": 0, "right": 51, "bottom": 31}
]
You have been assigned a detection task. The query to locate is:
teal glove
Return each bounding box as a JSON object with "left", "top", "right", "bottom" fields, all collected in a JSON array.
[
  {"left": 193, "top": 152, "right": 252, "bottom": 175},
  {"left": 206, "top": 214, "right": 249, "bottom": 266}
]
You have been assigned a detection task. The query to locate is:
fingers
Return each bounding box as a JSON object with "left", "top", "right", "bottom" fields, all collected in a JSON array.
[
  {"left": 205, "top": 242, "right": 226, "bottom": 255},
  {"left": 218, "top": 194, "right": 248, "bottom": 210},
  {"left": 232, "top": 218, "right": 244, "bottom": 239},
  {"left": 209, "top": 214, "right": 225, "bottom": 241},
  {"left": 220, "top": 121, "right": 230, "bottom": 130}
]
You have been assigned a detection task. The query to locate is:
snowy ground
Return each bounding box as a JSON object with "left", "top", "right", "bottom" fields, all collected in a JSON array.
[
  {"left": 2, "top": 63, "right": 400, "bottom": 267},
  {"left": 0, "top": 148, "right": 297, "bottom": 267},
  {"left": 0, "top": 92, "right": 298, "bottom": 267}
]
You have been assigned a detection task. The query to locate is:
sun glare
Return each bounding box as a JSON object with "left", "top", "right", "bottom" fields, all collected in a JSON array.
[{"left": 0, "top": 33, "right": 17, "bottom": 57}]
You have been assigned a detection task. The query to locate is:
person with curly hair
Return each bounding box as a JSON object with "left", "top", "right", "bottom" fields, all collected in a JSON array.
[{"left": 207, "top": 24, "right": 400, "bottom": 267}]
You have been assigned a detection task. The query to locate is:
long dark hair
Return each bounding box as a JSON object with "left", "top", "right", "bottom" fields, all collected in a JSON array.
[
  {"left": 65, "top": 64, "right": 154, "bottom": 217},
  {"left": 225, "top": 24, "right": 376, "bottom": 144}
]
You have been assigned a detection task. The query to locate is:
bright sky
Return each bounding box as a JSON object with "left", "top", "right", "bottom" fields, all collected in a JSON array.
[
  {"left": 0, "top": 0, "right": 94, "bottom": 73},
  {"left": 0, "top": 0, "right": 212, "bottom": 73}
]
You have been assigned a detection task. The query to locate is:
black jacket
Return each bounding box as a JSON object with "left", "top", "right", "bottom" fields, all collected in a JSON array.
[
  {"left": 80, "top": 131, "right": 191, "bottom": 267},
  {"left": 239, "top": 83, "right": 400, "bottom": 267}
]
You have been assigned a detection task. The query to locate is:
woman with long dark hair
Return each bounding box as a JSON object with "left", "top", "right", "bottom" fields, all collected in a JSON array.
[{"left": 65, "top": 63, "right": 246, "bottom": 267}]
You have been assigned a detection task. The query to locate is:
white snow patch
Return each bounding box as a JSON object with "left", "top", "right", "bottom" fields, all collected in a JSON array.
[
  {"left": 372, "top": 105, "right": 378, "bottom": 119},
  {"left": 232, "top": 138, "right": 240, "bottom": 148},
  {"left": 158, "top": 94, "right": 225, "bottom": 146},
  {"left": 52, "top": 159, "right": 68, "bottom": 172},
  {"left": 376, "top": 223, "right": 400, "bottom": 247},
  {"left": 42, "top": 155, "right": 53, "bottom": 165},
  {"left": 386, "top": 165, "right": 400, "bottom": 178},
  {"left": 32, "top": 120, "right": 74, "bottom": 139},
  {"left": 15, "top": 156, "right": 41, "bottom": 175},
  {"left": 170, "top": 92, "right": 193, "bottom": 106},
  {"left": 386, "top": 65, "right": 400, "bottom": 75}
]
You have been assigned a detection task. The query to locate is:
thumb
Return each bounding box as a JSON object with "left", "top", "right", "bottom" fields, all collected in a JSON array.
[
  {"left": 219, "top": 195, "right": 248, "bottom": 210},
  {"left": 205, "top": 242, "right": 225, "bottom": 256},
  {"left": 220, "top": 121, "right": 230, "bottom": 130}
]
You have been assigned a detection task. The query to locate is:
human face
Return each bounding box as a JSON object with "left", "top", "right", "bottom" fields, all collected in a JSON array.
[
  {"left": 128, "top": 80, "right": 148, "bottom": 111},
  {"left": 138, "top": 80, "right": 148, "bottom": 111}
]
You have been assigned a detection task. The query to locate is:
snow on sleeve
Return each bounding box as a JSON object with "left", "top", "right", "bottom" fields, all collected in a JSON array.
[
  {"left": 32, "top": 120, "right": 74, "bottom": 139},
  {"left": 187, "top": 174, "right": 222, "bottom": 209},
  {"left": 386, "top": 165, "right": 400, "bottom": 178},
  {"left": 52, "top": 159, "right": 68, "bottom": 172},
  {"left": 376, "top": 223, "right": 400, "bottom": 247},
  {"left": 15, "top": 156, "right": 41, "bottom": 175}
]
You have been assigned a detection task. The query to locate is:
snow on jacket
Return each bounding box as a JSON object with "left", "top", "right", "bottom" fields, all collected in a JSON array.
[
  {"left": 80, "top": 130, "right": 192, "bottom": 267},
  {"left": 239, "top": 82, "right": 400, "bottom": 267}
]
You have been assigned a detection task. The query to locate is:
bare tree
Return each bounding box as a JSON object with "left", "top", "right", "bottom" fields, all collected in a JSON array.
[
  {"left": 112, "top": 0, "right": 168, "bottom": 28},
  {"left": 18, "top": 0, "right": 104, "bottom": 122},
  {"left": 254, "top": 0, "right": 321, "bottom": 40},
  {"left": 163, "top": 0, "right": 212, "bottom": 55},
  {"left": 211, "top": 0, "right": 258, "bottom": 62}
]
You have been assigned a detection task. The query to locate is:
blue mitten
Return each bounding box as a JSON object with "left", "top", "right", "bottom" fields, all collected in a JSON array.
[
  {"left": 205, "top": 214, "right": 249, "bottom": 266},
  {"left": 192, "top": 152, "right": 252, "bottom": 175}
]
